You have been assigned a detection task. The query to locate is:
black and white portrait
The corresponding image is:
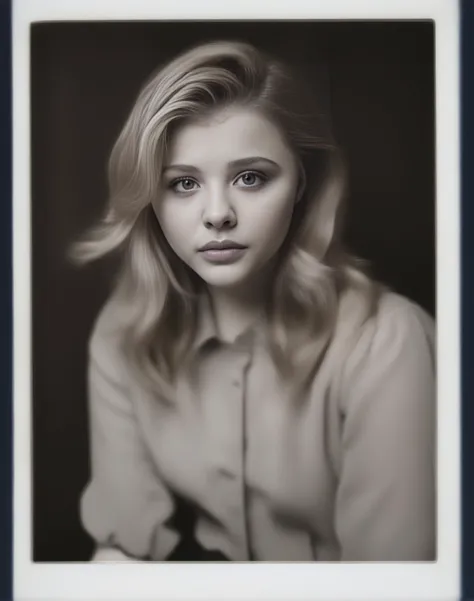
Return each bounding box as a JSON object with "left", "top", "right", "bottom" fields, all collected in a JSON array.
[{"left": 13, "top": 1, "right": 460, "bottom": 600}]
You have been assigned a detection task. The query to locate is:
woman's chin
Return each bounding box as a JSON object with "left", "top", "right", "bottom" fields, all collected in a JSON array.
[{"left": 194, "top": 263, "right": 254, "bottom": 290}]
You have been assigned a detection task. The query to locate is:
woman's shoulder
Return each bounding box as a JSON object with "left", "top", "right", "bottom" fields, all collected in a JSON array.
[
  {"left": 366, "top": 290, "right": 434, "bottom": 350},
  {"left": 88, "top": 292, "right": 128, "bottom": 363},
  {"left": 335, "top": 287, "right": 436, "bottom": 395},
  {"left": 337, "top": 285, "right": 434, "bottom": 348},
  {"left": 369, "top": 291, "right": 434, "bottom": 337}
]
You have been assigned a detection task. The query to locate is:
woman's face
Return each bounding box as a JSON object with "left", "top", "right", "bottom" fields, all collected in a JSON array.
[{"left": 154, "top": 107, "right": 300, "bottom": 291}]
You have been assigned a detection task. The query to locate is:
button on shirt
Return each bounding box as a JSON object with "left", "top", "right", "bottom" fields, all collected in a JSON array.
[{"left": 80, "top": 289, "right": 436, "bottom": 561}]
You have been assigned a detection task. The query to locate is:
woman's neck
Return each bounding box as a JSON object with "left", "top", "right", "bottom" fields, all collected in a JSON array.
[{"left": 207, "top": 284, "right": 266, "bottom": 344}]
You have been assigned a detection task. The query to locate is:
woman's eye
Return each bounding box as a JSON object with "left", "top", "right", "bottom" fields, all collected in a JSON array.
[
  {"left": 170, "top": 178, "right": 199, "bottom": 193},
  {"left": 235, "top": 171, "right": 267, "bottom": 188}
]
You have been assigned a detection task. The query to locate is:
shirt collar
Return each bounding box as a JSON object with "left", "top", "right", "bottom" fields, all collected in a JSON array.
[{"left": 191, "top": 293, "right": 265, "bottom": 352}]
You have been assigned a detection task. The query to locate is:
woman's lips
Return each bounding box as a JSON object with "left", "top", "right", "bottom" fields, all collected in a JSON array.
[{"left": 199, "top": 247, "right": 247, "bottom": 264}]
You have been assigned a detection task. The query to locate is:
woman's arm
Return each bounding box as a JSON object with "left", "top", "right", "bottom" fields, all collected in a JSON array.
[
  {"left": 335, "top": 295, "right": 436, "bottom": 561},
  {"left": 91, "top": 546, "right": 141, "bottom": 562},
  {"left": 80, "top": 299, "right": 180, "bottom": 562}
]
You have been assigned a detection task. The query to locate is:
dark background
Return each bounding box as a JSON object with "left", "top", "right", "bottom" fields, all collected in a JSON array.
[{"left": 31, "top": 21, "right": 435, "bottom": 561}]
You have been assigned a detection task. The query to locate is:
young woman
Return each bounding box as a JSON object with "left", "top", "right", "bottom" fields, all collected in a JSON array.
[{"left": 74, "top": 40, "right": 436, "bottom": 562}]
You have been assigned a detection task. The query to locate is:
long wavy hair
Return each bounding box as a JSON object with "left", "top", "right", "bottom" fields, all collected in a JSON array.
[{"left": 72, "top": 40, "right": 382, "bottom": 400}]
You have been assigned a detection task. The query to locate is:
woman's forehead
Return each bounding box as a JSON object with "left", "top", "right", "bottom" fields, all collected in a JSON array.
[{"left": 165, "top": 107, "right": 295, "bottom": 168}]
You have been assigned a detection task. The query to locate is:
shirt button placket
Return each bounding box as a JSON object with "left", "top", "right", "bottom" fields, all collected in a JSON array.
[{"left": 226, "top": 348, "right": 251, "bottom": 560}]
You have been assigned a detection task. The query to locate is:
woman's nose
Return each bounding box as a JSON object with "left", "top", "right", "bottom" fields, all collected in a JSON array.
[{"left": 202, "top": 191, "right": 237, "bottom": 230}]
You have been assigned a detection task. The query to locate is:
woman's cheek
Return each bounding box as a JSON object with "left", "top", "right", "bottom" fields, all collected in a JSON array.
[{"left": 161, "top": 209, "right": 199, "bottom": 263}]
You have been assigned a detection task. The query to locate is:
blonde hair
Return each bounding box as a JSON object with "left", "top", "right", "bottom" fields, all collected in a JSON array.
[{"left": 72, "top": 40, "right": 382, "bottom": 399}]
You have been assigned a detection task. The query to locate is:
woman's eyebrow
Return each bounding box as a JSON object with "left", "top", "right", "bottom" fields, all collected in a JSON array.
[
  {"left": 228, "top": 156, "right": 280, "bottom": 169},
  {"left": 163, "top": 157, "right": 280, "bottom": 174},
  {"left": 162, "top": 164, "right": 201, "bottom": 175}
]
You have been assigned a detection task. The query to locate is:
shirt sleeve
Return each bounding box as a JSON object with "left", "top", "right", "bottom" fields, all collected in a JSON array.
[
  {"left": 80, "top": 300, "right": 180, "bottom": 561},
  {"left": 335, "top": 294, "right": 436, "bottom": 561}
]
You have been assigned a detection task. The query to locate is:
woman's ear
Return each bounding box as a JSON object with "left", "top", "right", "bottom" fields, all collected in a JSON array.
[{"left": 295, "top": 164, "right": 306, "bottom": 203}]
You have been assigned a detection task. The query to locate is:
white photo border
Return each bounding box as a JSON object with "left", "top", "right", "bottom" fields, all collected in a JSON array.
[{"left": 13, "top": 0, "right": 460, "bottom": 599}]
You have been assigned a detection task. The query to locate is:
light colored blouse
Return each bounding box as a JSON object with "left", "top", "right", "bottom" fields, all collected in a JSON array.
[{"left": 80, "top": 289, "right": 436, "bottom": 562}]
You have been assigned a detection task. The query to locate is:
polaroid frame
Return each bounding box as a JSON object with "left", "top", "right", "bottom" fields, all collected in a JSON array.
[{"left": 12, "top": 0, "right": 460, "bottom": 599}]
